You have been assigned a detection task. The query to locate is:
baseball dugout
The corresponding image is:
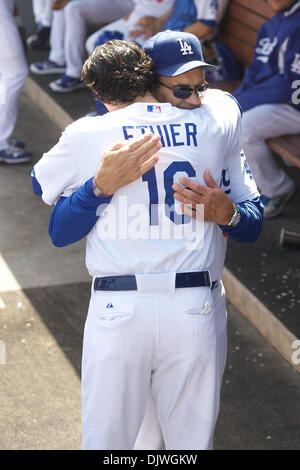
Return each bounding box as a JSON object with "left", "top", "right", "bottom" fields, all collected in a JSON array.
[{"left": 212, "top": 0, "right": 300, "bottom": 168}]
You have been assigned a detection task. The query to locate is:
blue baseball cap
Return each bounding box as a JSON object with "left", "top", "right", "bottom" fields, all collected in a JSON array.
[{"left": 143, "top": 30, "right": 216, "bottom": 77}]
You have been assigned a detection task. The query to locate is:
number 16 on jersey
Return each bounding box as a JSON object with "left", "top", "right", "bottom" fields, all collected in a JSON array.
[{"left": 142, "top": 161, "right": 204, "bottom": 250}]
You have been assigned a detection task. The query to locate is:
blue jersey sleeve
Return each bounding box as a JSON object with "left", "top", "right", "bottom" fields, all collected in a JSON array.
[
  {"left": 48, "top": 178, "right": 112, "bottom": 247},
  {"left": 49, "top": 189, "right": 263, "bottom": 248},
  {"left": 31, "top": 168, "right": 43, "bottom": 196},
  {"left": 218, "top": 197, "right": 264, "bottom": 242}
]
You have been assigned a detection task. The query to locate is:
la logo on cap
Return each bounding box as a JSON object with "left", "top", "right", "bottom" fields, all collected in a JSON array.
[{"left": 177, "top": 38, "right": 194, "bottom": 56}]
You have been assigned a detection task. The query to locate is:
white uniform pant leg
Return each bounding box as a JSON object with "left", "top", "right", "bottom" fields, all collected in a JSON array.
[
  {"left": 32, "top": 0, "right": 52, "bottom": 27},
  {"left": 85, "top": 8, "right": 149, "bottom": 54},
  {"left": 0, "top": 0, "right": 28, "bottom": 150},
  {"left": 81, "top": 289, "right": 156, "bottom": 450},
  {"left": 241, "top": 104, "right": 300, "bottom": 198},
  {"left": 82, "top": 278, "right": 227, "bottom": 451},
  {"left": 32, "top": 0, "right": 44, "bottom": 24},
  {"left": 64, "top": 0, "right": 134, "bottom": 79},
  {"left": 134, "top": 390, "right": 166, "bottom": 450},
  {"left": 49, "top": 9, "right": 65, "bottom": 64},
  {"left": 85, "top": 15, "right": 131, "bottom": 55},
  {"left": 135, "top": 282, "right": 227, "bottom": 451}
]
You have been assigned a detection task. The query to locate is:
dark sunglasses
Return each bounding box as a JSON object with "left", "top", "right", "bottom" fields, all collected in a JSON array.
[{"left": 157, "top": 80, "right": 209, "bottom": 99}]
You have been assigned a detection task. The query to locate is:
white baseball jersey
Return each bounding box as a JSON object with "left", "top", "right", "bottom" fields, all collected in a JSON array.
[
  {"left": 34, "top": 90, "right": 259, "bottom": 281},
  {"left": 0, "top": 0, "right": 28, "bottom": 150}
]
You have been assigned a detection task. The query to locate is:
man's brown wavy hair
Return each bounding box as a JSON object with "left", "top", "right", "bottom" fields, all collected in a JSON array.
[{"left": 81, "top": 40, "right": 158, "bottom": 105}]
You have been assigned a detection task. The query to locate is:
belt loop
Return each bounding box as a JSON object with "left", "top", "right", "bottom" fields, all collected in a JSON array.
[
  {"left": 135, "top": 273, "right": 176, "bottom": 296},
  {"left": 206, "top": 271, "right": 212, "bottom": 289}
]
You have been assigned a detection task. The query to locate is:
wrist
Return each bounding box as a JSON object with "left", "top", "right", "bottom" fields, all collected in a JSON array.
[
  {"left": 226, "top": 203, "right": 241, "bottom": 227},
  {"left": 92, "top": 177, "right": 113, "bottom": 198}
]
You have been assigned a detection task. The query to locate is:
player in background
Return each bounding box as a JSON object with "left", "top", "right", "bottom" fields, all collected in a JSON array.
[
  {"left": 30, "top": 0, "right": 134, "bottom": 93},
  {"left": 129, "top": 0, "right": 242, "bottom": 82},
  {"left": 44, "top": 0, "right": 174, "bottom": 113},
  {"left": 27, "top": 0, "right": 52, "bottom": 49},
  {"left": 32, "top": 33, "right": 263, "bottom": 450},
  {"left": 85, "top": 0, "right": 174, "bottom": 53},
  {"left": 233, "top": 0, "right": 300, "bottom": 218},
  {"left": 130, "top": 0, "right": 227, "bottom": 42},
  {"left": 0, "top": 0, "right": 32, "bottom": 164}
]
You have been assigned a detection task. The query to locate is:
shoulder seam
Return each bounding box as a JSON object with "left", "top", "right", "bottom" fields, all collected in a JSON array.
[{"left": 223, "top": 92, "right": 243, "bottom": 117}]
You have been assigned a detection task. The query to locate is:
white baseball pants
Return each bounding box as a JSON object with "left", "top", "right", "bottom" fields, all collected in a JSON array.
[
  {"left": 81, "top": 275, "right": 227, "bottom": 450},
  {"left": 86, "top": 6, "right": 157, "bottom": 54},
  {"left": 86, "top": 10, "right": 144, "bottom": 54},
  {"left": 0, "top": 0, "right": 28, "bottom": 150},
  {"left": 48, "top": 0, "right": 134, "bottom": 76},
  {"left": 48, "top": 4, "right": 71, "bottom": 65},
  {"left": 32, "top": 0, "right": 52, "bottom": 27},
  {"left": 241, "top": 104, "right": 300, "bottom": 198}
]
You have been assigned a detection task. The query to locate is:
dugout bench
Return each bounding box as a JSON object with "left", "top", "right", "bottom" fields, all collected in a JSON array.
[{"left": 211, "top": 0, "right": 300, "bottom": 169}]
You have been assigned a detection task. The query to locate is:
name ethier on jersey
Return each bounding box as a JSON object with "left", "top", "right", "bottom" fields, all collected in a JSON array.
[{"left": 122, "top": 122, "right": 198, "bottom": 147}]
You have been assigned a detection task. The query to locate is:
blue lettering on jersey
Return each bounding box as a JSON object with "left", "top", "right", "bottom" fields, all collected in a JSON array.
[
  {"left": 136, "top": 125, "right": 149, "bottom": 134},
  {"left": 170, "top": 124, "right": 184, "bottom": 146},
  {"left": 241, "top": 151, "right": 253, "bottom": 180},
  {"left": 185, "top": 123, "right": 197, "bottom": 146},
  {"left": 122, "top": 123, "right": 198, "bottom": 147},
  {"left": 220, "top": 168, "right": 231, "bottom": 194},
  {"left": 162, "top": 125, "right": 171, "bottom": 147},
  {"left": 123, "top": 126, "right": 134, "bottom": 140}
]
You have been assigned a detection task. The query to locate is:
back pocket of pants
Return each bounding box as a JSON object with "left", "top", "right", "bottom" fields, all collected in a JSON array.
[
  {"left": 90, "top": 292, "right": 135, "bottom": 328},
  {"left": 184, "top": 287, "right": 215, "bottom": 317}
]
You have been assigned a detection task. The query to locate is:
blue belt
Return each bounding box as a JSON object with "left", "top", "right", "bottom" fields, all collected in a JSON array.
[{"left": 94, "top": 271, "right": 218, "bottom": 291}]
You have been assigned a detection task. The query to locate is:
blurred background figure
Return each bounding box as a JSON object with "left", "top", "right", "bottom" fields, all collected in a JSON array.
[
  {"left": 27, "top": 0, "right": 52, "bottom": 49},
  {"left": 29, "top": 0, "right": 76, "bottom": 78},
  {"left": 0, "top": 0, "right": 32, "bottom": 164},
  {"left": 233, "top": 0, "right": 300, "bottom": 218},
  {"left": 130, "top": 0, "right": 228, "bottom": 42},
  {"left": 85, "top": 0, "right": 174, "bottom": 52},
  {"left": 128, "top": 0, "right": 241, "bottom": 81},
  {"left": 30, "top": 0, "right": 135, "bottom": 94}
]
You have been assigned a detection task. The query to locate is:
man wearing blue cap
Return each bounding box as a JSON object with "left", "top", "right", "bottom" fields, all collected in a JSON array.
[
  {"left": 33, "top": 31, "right": 263, "bottom": 450},
  {"left": 135, "top": 30, "right": 264, "bottom": 450}
]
